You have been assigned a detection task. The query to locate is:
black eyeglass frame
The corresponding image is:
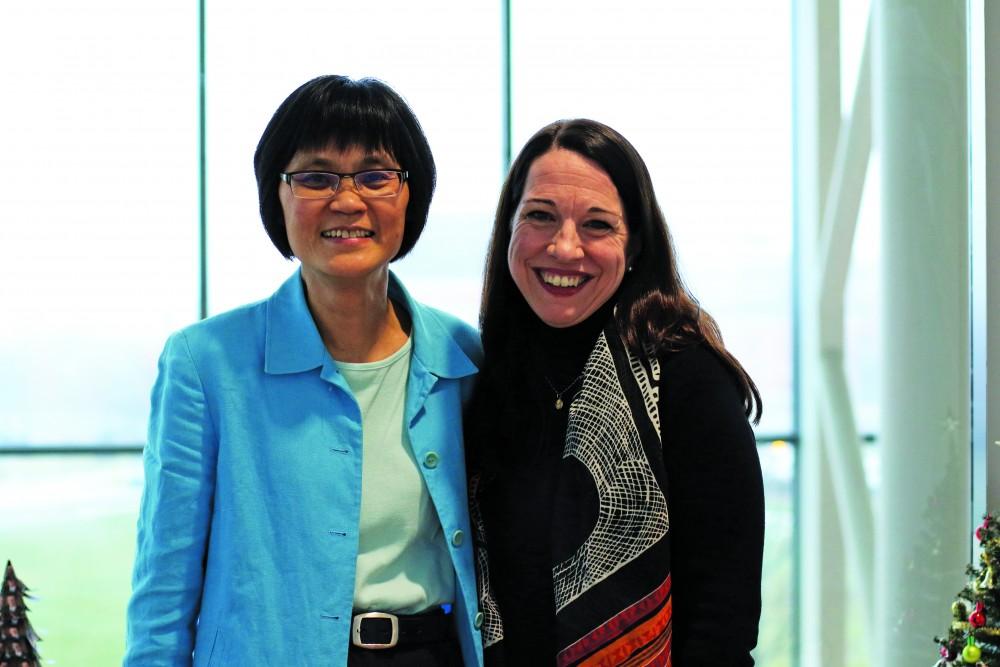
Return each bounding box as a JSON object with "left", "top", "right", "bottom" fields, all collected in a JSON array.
[{"left": 279, "top": 169, "right": 409, "bottom": 199}]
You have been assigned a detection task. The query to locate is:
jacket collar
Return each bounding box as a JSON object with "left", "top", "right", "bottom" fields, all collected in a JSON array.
[{"left": 264, "top": 269, "right": 477, "bottom": 379}]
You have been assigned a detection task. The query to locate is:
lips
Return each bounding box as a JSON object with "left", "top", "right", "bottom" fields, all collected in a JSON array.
[
  {"left": 321, "top": 228, "right": 374, "bottom": 239},
  {"left": 536, "top": 269, "right": 591, "bottom": 289}
]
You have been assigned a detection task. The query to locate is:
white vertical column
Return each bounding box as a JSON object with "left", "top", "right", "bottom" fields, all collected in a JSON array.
[
  {"left": 873, "top": 1, "right": 970, "bottom": 664},
  {"left": 793, "top": 1, "right": 847, "bottom": 665}
]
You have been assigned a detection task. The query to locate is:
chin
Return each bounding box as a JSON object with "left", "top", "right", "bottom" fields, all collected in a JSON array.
[{"left": 535, "top": 309, "right": 583, "bottom": 329}]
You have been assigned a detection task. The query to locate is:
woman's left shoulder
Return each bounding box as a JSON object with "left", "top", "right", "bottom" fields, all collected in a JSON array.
[
  {"left": 657, "top": 342, "right": 738, "bottom": 391},
  {"left": 409, "top": 300, "right": 483, "bottom": 367},
  {"left": 656, "top": 343, "right": 758, "bottom": 458},
  {"left": 418, "top": 302, "right": 478, "bottom": 339},
  {"left": 388, "top": 274, "right": 482, "bottom": 365},
  {"left": 653, "top": 342, "right": 753, "bottom": 430}
]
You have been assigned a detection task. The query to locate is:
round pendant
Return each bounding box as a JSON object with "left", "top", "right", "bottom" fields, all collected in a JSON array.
[{"left": 555, "top": 398, "right": 564, "bottom": 410}]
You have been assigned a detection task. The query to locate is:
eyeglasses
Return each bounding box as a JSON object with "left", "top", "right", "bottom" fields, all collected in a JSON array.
[{"left": 280, "top": 169, "right": 408, "bottom": 199}]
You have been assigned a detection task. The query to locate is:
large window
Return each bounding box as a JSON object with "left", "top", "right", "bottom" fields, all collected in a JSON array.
[
  {"left": 0, "top": 3, "right": 795, "bottom": 663},
  {"left": 0, "top": 2, "right": 198, "bottom": 447},
  {"left": 0, "top": 4, "right": 197, "bottom": 662}
]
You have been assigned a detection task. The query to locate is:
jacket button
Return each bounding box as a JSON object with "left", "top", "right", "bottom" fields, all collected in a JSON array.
[
  {"left": 474, "top": 612, "right": 484, "bottom": 629},
  {"left": 451, "top": 530, "right": 464, "bottom": 547},
  {"left": 423, "top": 451, "right": 440, "bottom": 469}
]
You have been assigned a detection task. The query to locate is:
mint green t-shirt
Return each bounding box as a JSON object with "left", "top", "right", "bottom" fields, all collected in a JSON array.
[{"left": 334, "top": 338, "right": 454, "bottom": 613}]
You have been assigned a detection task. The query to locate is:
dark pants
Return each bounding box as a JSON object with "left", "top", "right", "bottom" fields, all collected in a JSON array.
[{"left": 346, "top": 636, "right": 464, "bottom": 666}]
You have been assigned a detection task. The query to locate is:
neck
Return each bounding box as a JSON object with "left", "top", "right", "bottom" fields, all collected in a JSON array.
[
  {"left": 300, "top": 267, "right": 409, "bottom": 363},
  {"left": 532, "top": 299, "right": 616, "bottom": 384}
]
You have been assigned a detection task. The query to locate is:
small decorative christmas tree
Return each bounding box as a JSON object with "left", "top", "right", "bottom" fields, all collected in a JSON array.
[
  {"left": 1, "top": 561, "right": 40, "bottom": 667},
  {"left": 934, "top": 514, "right": 1000, "bottom": 666}
]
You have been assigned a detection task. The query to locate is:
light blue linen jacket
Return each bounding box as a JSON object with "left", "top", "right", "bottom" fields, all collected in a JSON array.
[{"left": 124, "top": 270, "right": 484, "bottom": 666}]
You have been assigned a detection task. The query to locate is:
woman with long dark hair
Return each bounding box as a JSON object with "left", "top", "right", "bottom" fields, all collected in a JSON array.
[{"left": 467, "top": 119, "right": 764, "bottom": 665}]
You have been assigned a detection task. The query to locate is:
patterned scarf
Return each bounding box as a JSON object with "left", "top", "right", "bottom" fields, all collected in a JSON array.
[{"left": 471, "top": 322, "right": 673, "bottom": 666}]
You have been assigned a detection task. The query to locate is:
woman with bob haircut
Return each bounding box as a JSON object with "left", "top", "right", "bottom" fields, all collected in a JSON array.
[
  {"left": 467, "top": 119, "right": 764, "bottom": 665},
  {"left": 125, "top": 75, "right": 483, "bottom": 667}
]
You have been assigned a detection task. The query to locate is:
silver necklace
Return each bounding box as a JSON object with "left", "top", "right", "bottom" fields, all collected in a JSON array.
[{"left": 544, "top": 373, "right": 584, "bottom": 410}]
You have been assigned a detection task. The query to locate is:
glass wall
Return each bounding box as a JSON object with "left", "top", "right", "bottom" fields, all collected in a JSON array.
[
  {"left": 0, "top": 2, "right": 795, "bottom": 663},
  {"left": 2, "top": 455, "right": 141, "bottom": 665},
  {"left": 0, "top": 4, "right": 197, "bottom": 660},
  {"left": 0, "top": 2, "right": 199, "bottom": 447}
]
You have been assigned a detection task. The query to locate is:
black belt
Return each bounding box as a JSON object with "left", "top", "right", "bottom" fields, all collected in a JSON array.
[{"left": 350, "top": 608, "right": 453, "bottom": 650}]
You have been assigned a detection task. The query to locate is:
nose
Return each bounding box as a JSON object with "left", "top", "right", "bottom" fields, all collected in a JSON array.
[
  {"left": 327, "top": 176, "right": 367, "bottom": 214},
  {"left": 547, "top": 219, "right": 585, "bottom": 261}
]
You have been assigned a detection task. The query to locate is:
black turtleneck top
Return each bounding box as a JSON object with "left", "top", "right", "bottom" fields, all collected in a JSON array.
[
  {"left": 477, "top": 305, "right": 764, "bottom": 666},
  {"left": 479, "top": 303, "right": 611, "bottom": 663}
]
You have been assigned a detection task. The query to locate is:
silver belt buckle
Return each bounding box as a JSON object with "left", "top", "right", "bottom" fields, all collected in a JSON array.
[{"left": 351, "top": 611, "right": 399, "bottom": 649}]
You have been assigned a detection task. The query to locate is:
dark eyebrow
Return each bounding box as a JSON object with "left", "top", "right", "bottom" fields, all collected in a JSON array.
[
  {"left": 587, "top": 206, "right": 620, "bottom": 216},
  {"left": 522, "top": 198, "right": 620, "bottom": 216},
  {"left": 357, "top": 154, "right": 396, "bottom": 169},
  {"left": 296, "top": 153, "right": 397, "bottom": 170}
]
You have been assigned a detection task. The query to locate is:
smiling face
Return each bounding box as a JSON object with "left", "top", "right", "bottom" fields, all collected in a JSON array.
[
  {"left": 279, "top": 144, "right": 408, "bottom": 289},
  {"left": 507, "top": 148, "right": 630, "bottom": 328}
]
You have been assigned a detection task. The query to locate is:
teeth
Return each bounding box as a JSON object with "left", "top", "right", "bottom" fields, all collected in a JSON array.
[
  {"left": 541, "top": 272, "right": 585, "bottom": 288},
  {"left": 321, "top": 229, "right": 373, "bottom": 239}
]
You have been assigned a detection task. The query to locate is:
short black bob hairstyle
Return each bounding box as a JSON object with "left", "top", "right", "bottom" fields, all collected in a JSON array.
[
  {"left": 477, "top": 118, "right": 761, "bottom": 423},
  {"left": 253, "top": 75, "right": 436, "bottom": 260}
]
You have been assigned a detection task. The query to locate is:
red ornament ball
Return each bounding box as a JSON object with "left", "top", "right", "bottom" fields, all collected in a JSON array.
[
  {"left": 976, "top": 515, "right": 992, "bottom": 541},
  {"left": 970, "top": 610, "right": 987, "bottom": 627}
]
